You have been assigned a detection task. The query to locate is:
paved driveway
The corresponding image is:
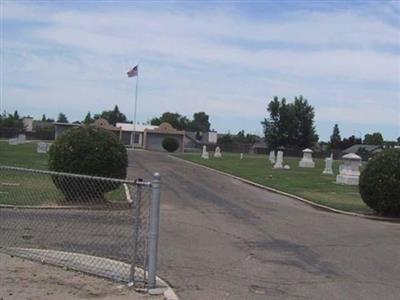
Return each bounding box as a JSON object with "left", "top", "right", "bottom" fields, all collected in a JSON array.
[{"left": 128, "top": 150, "right": 400, "bottom": 300}]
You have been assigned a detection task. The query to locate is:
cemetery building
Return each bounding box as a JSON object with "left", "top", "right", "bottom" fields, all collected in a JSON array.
[
  {"left": 144, "top": 122, "right": 185, "bottom": 152},
  {"left": 342, "top": 144, "right": 383, "bottom": 156},
  {"left": 116, "top": 123, "right": 158, "bottom": 147},
  {"left": 54, "top": 122, "right": 81, "bottom": 139}
]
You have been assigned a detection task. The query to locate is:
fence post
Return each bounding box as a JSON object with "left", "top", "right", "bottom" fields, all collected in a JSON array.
[
  {"left": 130, "top": 180, "right": 142, "bottom": 284},
  {"left": 148, "top": 172, "right": 161, "bottom": 288}
]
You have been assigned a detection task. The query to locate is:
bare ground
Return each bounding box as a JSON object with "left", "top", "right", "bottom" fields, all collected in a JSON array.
[{"left": 0, "top": 253, "right": 162, "bottom": 300}]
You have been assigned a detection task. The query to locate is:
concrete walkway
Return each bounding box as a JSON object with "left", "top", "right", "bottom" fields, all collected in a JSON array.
[{"left": 128, "top": 150, "right": 400, "bottom": 300}]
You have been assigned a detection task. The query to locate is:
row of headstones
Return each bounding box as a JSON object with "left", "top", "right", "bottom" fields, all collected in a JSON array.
[
  {"left": 200, "top": 145, "right": 361, "bottom": 185},
  {"left": 201, "top": 146, "right": 245, "bottom": 160},
  {"left": 269, "top": 149, "right": 362, "bottom": 185},
  {"left": 8, "top": 135, "right": 51, "bottom": 154},
  {"left": 201, "top": 145, "right": 222, "bottom": 159}
]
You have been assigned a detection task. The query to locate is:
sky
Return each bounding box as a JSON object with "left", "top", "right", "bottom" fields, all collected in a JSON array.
[{"left": 1, "top": 0, "right": 399, "bottom": 141}]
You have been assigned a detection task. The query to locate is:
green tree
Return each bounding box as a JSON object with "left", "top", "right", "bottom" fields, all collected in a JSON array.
[
  {"left": 340, "top": 135, "right": 362, "bottom": 150},
  {"left": 40, "top": 114, "right": 54, "bottom": 122},
  {"left": 291, "top": 95, "right": 318, "bottom": 148},
  {"left": 261, "top": 96, "right": 317, "bottom": 149},
  {"left": 329, "top": 124, "right": 341, "bottom": 149},
  {"left": 234, "top": 130, "right": 258, "bottom": 143},
  {"left": 83, "top": 112, "right": 93, "bottom": 125},
  {"left": 0, "top": 110, "right": 24, "bottom": 135},
  {"left": 94, "top": 105, "right": 128, "bottom": 125},
  {"left": 363, "top": 132, "right": 384, "bottom": 145},
  {"left": 218, "top": 134, "right": 234, "bottom": 145},
  {"left": 189, "top": 112, "right": 210, "bottom": 132},
  {"left": 57, "top": 113, "right": 69, "bottom": 123},
  {"left": 150, "top": 112, "right": 189, "bottom": 130}
]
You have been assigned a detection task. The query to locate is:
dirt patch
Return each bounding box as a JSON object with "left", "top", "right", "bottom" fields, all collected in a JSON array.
[{"left": 0, "top": 253, "right": 161, "bottom": 300}]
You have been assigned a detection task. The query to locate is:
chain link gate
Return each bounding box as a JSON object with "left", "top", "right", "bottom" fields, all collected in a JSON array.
[{"left": 0, "top": 165, "right": 161, "bottom": 288}]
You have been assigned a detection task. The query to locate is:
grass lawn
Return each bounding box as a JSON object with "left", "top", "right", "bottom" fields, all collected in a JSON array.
[
  {"left": 0, "top": 141, "right": 126, "bottom": 205},
  {"left": 177, "top": 152, "right": 373, "bottom": 214}
]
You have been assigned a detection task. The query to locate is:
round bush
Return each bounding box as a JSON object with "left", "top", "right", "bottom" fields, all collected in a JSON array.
[
  {"left": 162, "top": 137, "right": 179, "bottom": 152},
  {"left": 48, "top": 127, "right": 128, "bottom": 202},
  {"left": 359, "top": 149, "right": 400, "bottom": 216}
]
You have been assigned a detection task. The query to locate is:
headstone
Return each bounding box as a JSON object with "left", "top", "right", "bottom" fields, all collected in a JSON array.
[
  {"left": 201, "top": 145, "right": 209, "bottom": 159},
  {"left": 273, "top": 151, "right": 284, "bottom": 169},
  {"left": 322, "top": 154, "right": 334, "bottom": 175},
  {"left": 269, "top": 151, "right": 275, "bottom": 163},
  {"left": 37, "top": 142, "right": 51, "bottom": 154},
  {"left": 8, "top": 138, "right": 18, "bottom": 145},
  {"left": 17, "top": 134, "right": 26, "bottom": 144},
  {"left": 240, "top": 153, "right": 243, "bottom": 160},
  {"left": 336, "top": 153, "right": 362, "bottom": 185},
  {"left": 214, "top": 146, "right": 222, "bottom": 158},
  {"left": 284, "top": 164, "right": 290, "bottom": 170},
  {"left": 299, "top": 148, "right": 315, "bottom": 168}
]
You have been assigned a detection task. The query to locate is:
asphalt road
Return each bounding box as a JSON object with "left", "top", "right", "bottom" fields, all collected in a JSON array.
[{"left": 128, "top": 150, "right": 400, "bottom": 300}]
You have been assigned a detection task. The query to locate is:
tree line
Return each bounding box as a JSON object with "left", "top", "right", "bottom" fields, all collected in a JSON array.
[{"left": 262, "top": 96, "right": 399, "bottom": 150}]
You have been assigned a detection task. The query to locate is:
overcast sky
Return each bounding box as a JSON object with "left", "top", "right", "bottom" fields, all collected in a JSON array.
[{"left": 1, "top": 0, "right": 399, "bottom": 141}]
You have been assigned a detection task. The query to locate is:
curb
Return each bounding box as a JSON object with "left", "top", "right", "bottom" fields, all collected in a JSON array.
[
  {"left": 169, "top": 155, "right": 400, "bottom": 224},
  {"left": 0, "top": 203, "right": 132, "bottom": 210},
  {"left": 0, "top": 247, "right": 178, "bottom": 300}
]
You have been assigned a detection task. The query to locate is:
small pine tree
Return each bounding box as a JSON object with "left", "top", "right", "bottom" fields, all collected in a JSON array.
[{"left": 330, "top": 124, "right": 341, "bottom": 149}]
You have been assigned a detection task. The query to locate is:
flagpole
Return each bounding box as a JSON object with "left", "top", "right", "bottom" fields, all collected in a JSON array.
[{"left": 132, "top": 69, "right": 138, "bottom": 150}]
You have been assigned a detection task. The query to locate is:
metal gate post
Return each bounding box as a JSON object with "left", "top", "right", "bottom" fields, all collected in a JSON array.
[
  {"left": 130, "top": 181, "right": 142, "bottom": 283},
  {"left": 148, "top": 172, "right": 161, "bottom": 288}
]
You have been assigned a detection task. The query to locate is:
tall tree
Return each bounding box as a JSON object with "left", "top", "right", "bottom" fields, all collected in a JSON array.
[
  {"left": 57, "top": 113, "right": 68, "bottom": 123},
  {"left": 41, "top": 114, "right": 46, "bottom": 122},
  {"left": 330, "top": 124, "right": 341, "bottom": 149},
  {"left": 83, "top": 112, "right": 93, "bottom": 125},
  {"left": 363, "top": 132, "right": 384, "bottom": 145},
  {"left": 261, "top": 96, "right": 317, "bottom": 149}
]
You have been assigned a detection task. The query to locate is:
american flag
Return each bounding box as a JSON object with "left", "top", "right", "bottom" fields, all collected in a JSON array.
[{"left": 127, "top": 65, "right": 138, "bottom": 77}]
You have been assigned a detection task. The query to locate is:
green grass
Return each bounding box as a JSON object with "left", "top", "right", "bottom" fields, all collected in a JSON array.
[
  {"left": 0, "top": 141, "right": 127, "bottom": 205},
  {"left": 0, "top": 140, "right": 49, "bottom": 169},
  {"left": 177, "top": 152, "right": 373, "bottom": 214}
]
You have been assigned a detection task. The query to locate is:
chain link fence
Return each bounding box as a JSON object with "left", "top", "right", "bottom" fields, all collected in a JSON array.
[{"left": 0, "top": 165, "right": 161, "bottom": 288}]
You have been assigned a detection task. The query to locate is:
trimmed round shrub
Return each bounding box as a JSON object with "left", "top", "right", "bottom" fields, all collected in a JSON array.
[
  {"left": 359, "top": 149, "right": 400, "bottom": 216},
  {"left": 48, "top": 127, "right": 128, "bottom": 202},
  {"left": 162, "top": 137, "right": 179, "bottom": 152}
]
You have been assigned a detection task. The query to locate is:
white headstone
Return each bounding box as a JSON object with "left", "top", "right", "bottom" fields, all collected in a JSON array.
[
  {"left": 214, "top": 146, "right": 222, "bottom": 158},
  {"left": 299, "top": 148, "right": 315, "bottom": 168},
  {"left": 269, "top": 151, "right": 275, "bottom": 163},
  {"left": 274, "top": 151, "right": 284, "bottom": 169},
  {"left": 17, "top": 134, "right": 26, "bottom": 144},
  {"left": 37, "top": 142, "right": 51, "bottom": 154},
  {"left": 322, "top": 154, "right": 334, "bottom": 175},
  {"left": 8, "top": 138, "right": 18, "bottom": 145},
  {"left": 240, "top": 153, "right": 243, "bottom": 159},
  {"left": 201, "top": 145, "right": 209, "bottom": 159},
  {"left": 336, "top": 153, "right": 362, "bottom": 185}
]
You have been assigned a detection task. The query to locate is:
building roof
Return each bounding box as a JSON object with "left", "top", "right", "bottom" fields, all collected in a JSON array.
[
  {"left": 54, "top": 122, "right": 81, "bottom": 127},
  {"left": 342, "top": 144, "right": 382, "bottom": 154},
  {"left": 144, "top": 122, "right": 184, "bottom": 135},
  {"left": 116, "top": 123, "right": 158, "bottom": 132}
]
